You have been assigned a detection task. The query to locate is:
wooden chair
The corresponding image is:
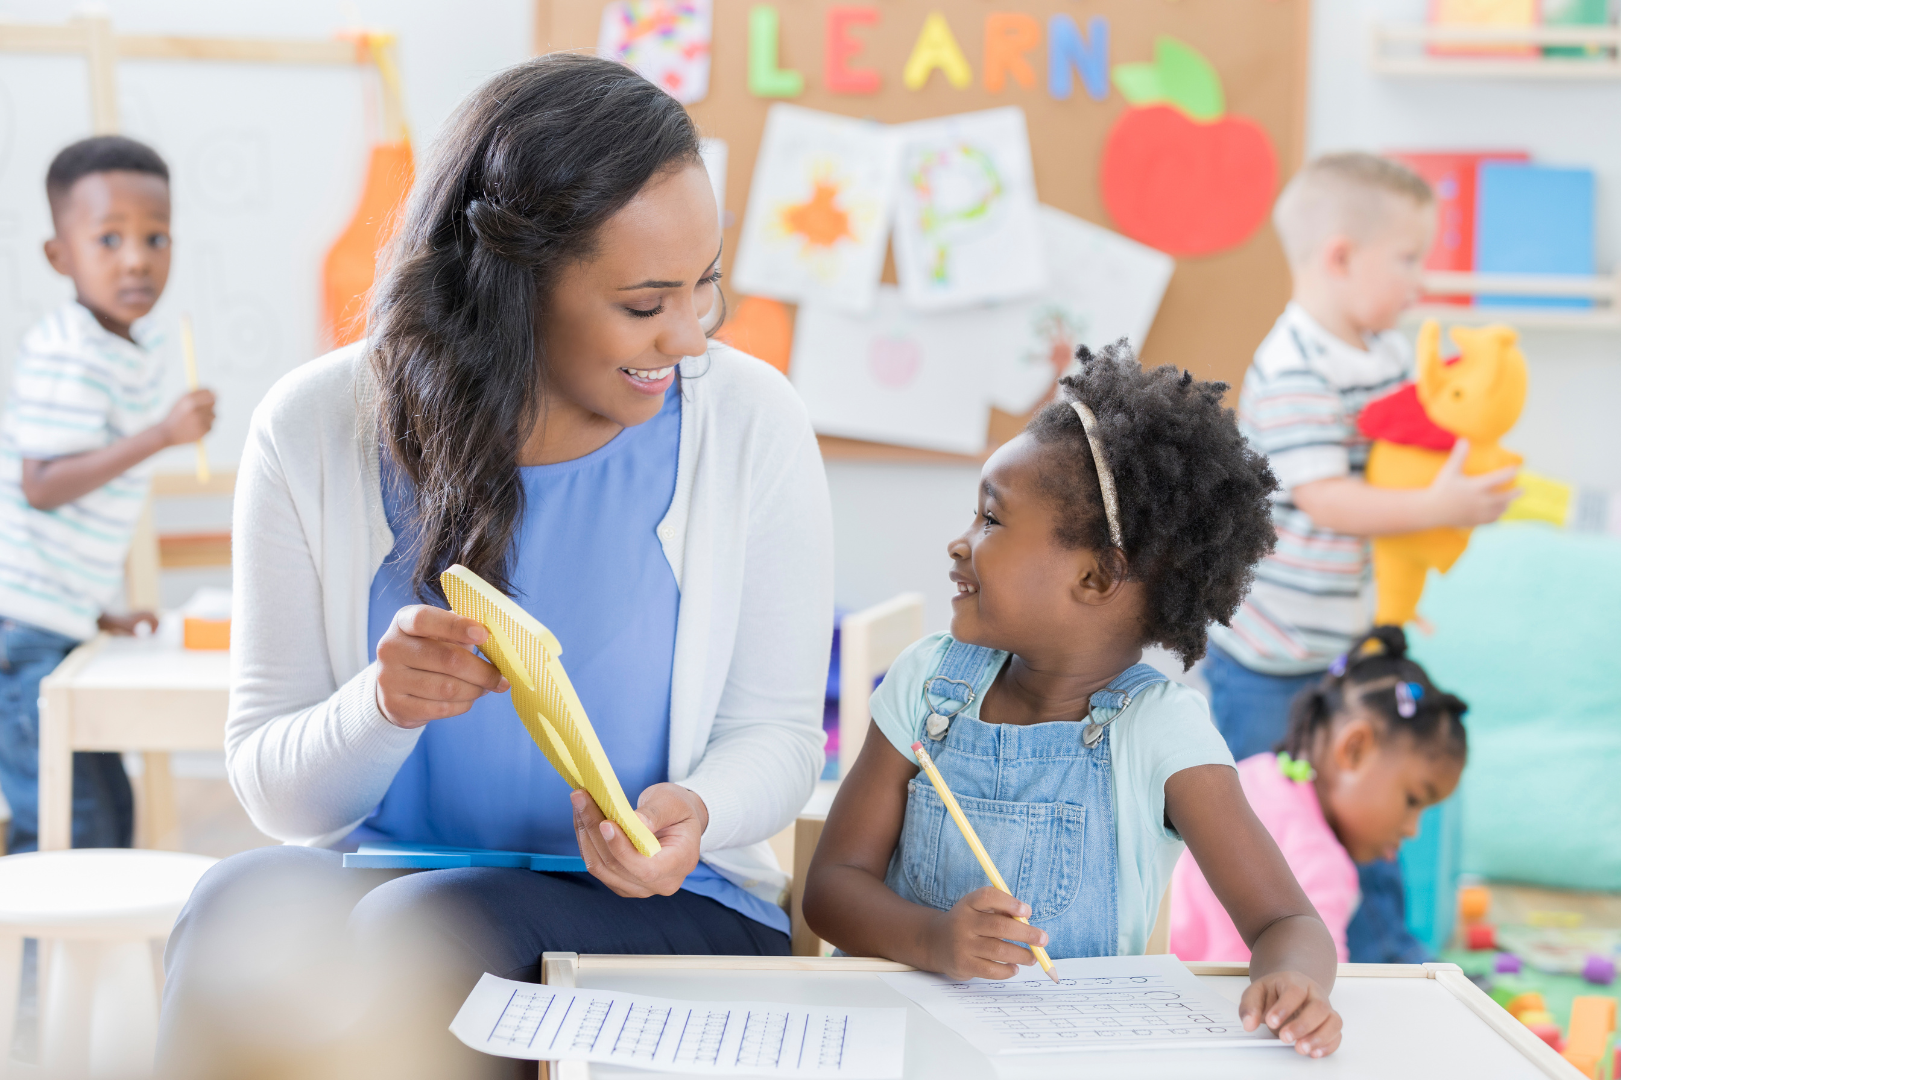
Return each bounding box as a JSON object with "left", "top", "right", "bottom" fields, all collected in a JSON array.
[
  {"left": 119, "top": 469, "right": 235, "bottom": 851},
  {"left": 772, "top": 593, "right": 923, "bottom": 957},
  {"left": 832, "top": 593, "right": 924, "bottom": 790}
]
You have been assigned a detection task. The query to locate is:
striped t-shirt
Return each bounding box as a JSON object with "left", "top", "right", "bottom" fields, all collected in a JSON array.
[
  {"left": 0, "top": 302, "right": 166, "bottom": 639},
  {"left": 1208, "top": 303, "right": 1412, "bottom": 676}
]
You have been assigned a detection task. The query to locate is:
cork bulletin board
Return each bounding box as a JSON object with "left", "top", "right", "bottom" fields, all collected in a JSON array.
[{"left": 538, "top": 0, "right": 1311, "bottom": 461}]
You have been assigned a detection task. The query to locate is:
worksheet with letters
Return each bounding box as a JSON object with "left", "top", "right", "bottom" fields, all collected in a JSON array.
[
  {"left": 879, "top": 955, "right": 1282, "bottom": 1056},
  {"left": 451, "top": 974, "right": 906, "bottom": 1077}
]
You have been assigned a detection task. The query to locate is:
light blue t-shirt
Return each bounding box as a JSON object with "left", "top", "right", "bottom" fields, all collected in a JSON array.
[
  {"left": 869, "top": 634, "right": 1235, "bottom": 954},
  {"left": 359, "top": 385, "right": 787, "bottom": 933}
]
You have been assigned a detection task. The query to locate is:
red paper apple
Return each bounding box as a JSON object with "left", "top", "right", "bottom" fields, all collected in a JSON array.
[{"left": 1099, "top": 37, "right": 1278, "bottom": 258}]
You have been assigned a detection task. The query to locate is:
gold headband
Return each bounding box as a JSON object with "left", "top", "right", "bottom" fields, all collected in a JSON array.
[{"left": 1070, "top": 401, "right": 1124, "bottom": 549}]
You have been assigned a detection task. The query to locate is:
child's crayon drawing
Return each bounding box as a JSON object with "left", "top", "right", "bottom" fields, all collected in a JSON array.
[
  {"left": 890, "top": 107, "right": 1046, "bottom": 312},
  {"left": 596, "top": 0, "right": 713, "bottom": 105},
  {"left": 991, "top": 206, "right": 1176, "bottom": 415},
  {"left": 733, "top": 105, "right": 898, "bottom": 312},
  {"left": 789, "top": 286, "right": 1033, "bottom": 454}
]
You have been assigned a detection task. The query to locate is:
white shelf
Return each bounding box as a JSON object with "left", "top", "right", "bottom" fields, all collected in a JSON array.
[
  {"left": 1401, "top": 305, "right": 1618, "bottom": 331},
  {"left": 1403, "top": 273, "right": 1619, "bottom": 331},
  {"left": 1371, "top": 22, "right": 1620, "bottom": 80}
]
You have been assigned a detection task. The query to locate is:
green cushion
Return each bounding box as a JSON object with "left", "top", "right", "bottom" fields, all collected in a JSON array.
[{"left": 1408, "top": 523, "right": 1620, "bottom": 892}]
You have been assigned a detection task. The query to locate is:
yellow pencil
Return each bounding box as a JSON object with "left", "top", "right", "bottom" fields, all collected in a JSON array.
[
  {"left": 910, "top": 740, "right": 1061, "bottom": 983},
  {"left": 178, "top": 315, "right": 210, "bottom": 483}
]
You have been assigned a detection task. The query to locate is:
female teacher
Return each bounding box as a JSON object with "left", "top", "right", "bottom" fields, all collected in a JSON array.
[{"left": 160, "top": 55, "right": 830, "bottom": 1077}]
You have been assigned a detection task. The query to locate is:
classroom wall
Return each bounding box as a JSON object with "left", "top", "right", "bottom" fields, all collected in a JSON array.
[
  {"left": 828, "top": 0, "right": 1622, "bottom": 639},
  {"left": 0, "top": 0, "right": 534, "bottom": 474},
  {"left": 0, "top": 1, "right": 1618, "bottom": 631}
]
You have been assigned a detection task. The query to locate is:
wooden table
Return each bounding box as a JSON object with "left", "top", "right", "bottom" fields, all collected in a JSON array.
[
  {"left": 539, "top": 955, "right": 1586, "bottom": 1080},
  {"left": 37, "top": 635, "right": 229, "bottom": 851}
]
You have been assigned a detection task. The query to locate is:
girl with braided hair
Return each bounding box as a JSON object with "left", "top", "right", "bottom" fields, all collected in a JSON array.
[{"left": 1169, "top": 626, "right": 1468, "bottom": 964}]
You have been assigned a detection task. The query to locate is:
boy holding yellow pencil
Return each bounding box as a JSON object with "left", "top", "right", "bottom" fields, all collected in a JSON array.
[
  {"left": 807, "top": 346, "right": 1345, "bottom": 1058},
  {"left": 0, "top": 137, "right": 216, "bottom": 853}
]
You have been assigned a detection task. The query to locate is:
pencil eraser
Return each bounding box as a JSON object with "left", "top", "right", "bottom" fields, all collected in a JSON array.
[{"left": 911, "top": 741, "right": 924, "bottom": 752}]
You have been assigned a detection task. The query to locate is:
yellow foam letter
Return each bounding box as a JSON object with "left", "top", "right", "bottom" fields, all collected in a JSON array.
[{"left": 903, "top": 11, "right": 974, "bottom": 90}]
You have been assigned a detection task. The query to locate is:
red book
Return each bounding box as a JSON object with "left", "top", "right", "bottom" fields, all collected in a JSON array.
[{"left": 1388, "top": 151, "right": 1529, "bottom": 304}]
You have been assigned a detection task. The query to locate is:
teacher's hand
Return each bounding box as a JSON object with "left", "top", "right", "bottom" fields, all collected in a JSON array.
[
  {"left": 572, "top": 783, "right": 708, "bottom": 897},
  {"left": 372, "top": 604, "right": 510, "bottom": 729}
]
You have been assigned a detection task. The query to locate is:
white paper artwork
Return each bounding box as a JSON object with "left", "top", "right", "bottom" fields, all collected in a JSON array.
[
  {"left": 596, "top": 0, "right": 713, "bottom": 105},
  {"left": 986, "top": 206, "right": 1177, "bottom": 416},
  {"left": 450, "top": 974, "right": 906, "bottom": 1078},
  {"left": 889, "top": 107, "right": 1047, "bottom": 312},
  {"left": 733, "top": 104, "right": 899, "bottom": 313},
  {"left": 788, "top": 286, "right": 1031, "bottom": 455},
  {"left": 878, "top": 954, "right": 1280, "bottom": 1057}
]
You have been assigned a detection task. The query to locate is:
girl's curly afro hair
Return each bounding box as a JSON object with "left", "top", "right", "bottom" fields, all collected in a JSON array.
[{"left": 1028, "top": 340, "right": 1278, "bottom": 669}]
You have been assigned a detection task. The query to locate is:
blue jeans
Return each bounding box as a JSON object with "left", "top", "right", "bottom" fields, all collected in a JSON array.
[
  {"left": 1348, "top": 860, "right": 1432, "bottom": 964},
  {"left": 160, "top": 845, "right": 790, "bottom": 1078},
  {"left": 0, "top": 620, "right": 132, "bottom": 853},
  {"left": 1201, "top": 649, "right": 1429, "bottom": 964},
  {"left": 1201, "top": 649, "right": 1322, "bottom": 763}
]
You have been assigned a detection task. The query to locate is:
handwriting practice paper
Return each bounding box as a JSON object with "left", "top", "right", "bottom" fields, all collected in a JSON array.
[
  {"left": 879, "top": 955, "right": 1278, "bottom": 1057},
  {"left": 450, "top": 974, "right": 906, "bottom": 1077}
]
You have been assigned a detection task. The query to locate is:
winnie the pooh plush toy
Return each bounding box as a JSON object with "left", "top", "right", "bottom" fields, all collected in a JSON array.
[{"left": 1357, "top": 321, "right": 1528, "bottom": 626}]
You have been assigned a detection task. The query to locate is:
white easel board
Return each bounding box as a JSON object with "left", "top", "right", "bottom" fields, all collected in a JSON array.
[{"left": 541, "top": 955, "right": 1585, "bottom": 1080}]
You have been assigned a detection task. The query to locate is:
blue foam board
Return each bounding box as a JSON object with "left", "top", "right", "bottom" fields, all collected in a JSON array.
[
  {"left": 342, "top": 841, "right": 588, "bottom": 872},
  {"left": 1474, "top": 162, "right": 1596, "bottom": 308}
]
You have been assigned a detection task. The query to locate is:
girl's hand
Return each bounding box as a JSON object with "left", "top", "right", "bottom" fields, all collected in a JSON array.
[
  {"left": 919, "top": 887, "right": 1048, "bottom": 980},
  {"left": 571, "top": 783, "right": 707, "bottom": 897},
  {"left": 372, "top": 605, "right": 510, "bottom": 728},
  {"left": 1240, "top": 970, "right": 1342, "bottom": 1057}
]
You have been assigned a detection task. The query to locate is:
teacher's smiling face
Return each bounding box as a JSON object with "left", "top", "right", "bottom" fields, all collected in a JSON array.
[{"left": 529, "top": 161, "right": 722, "bottom": 463}]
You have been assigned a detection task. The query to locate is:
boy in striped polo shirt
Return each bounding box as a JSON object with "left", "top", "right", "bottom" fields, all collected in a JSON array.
[
  {"left": 1203, "top": 153, "right": 1515, "bottom": 961},
  {"left": 0, "top": 137, "right": 216, "bottom": 852}
]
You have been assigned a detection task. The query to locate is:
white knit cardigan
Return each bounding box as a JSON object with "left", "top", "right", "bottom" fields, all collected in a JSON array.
[{"left": 224, "top": 341, "right": 832, "bottom": 904}]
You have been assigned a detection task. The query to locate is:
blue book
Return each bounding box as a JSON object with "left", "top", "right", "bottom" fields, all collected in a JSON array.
[
  {"left": 1473, "top": 162, "right": 1596, "bottom": 308},
  {"left": 342, "top": 841, "right": 588, "bottom": 872}
]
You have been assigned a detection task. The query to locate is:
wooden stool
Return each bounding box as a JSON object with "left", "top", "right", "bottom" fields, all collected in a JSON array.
[{"left": 0, "top": 850, "right": 216, "bottom": 1077}]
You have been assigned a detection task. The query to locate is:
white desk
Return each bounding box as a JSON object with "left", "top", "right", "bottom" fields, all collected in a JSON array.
[
  {"left": 541, "top": 956, "right": 1585, "bottom": 1080},
  {"left": 37, "top": 635, "right": 229, "bottom": 851}
]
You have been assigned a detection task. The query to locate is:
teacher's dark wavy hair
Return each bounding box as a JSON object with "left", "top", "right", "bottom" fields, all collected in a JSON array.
[{"left": 367, "top": 53, "right": 710, "bottom": 603}]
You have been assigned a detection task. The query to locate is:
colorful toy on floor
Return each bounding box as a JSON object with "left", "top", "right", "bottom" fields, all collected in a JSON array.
[
  {"left": 1524, "top": 1020, "right": 1562, "bottom": 1051},
  {"left": 1493, "top": 951, "right": 1522, "bottom": 974},
  {"left": 1458, "top": 882, "right": 1491, "bottom": 923},
  {"left": 1466, "top": 923, "right": 1499, "bottom": 950},
  {"left": 1502, "top": 991, "right": 1545, "bottom": 1018},
  {"left": 1582, "top": 953, "right": 1617, "bottom": 985},
  {"left": 1357, "top": 321, "right": 1528, "bottom": 625},
  {"left": 1562, "top": 995, "right": 1618, "bottom": 1078}
]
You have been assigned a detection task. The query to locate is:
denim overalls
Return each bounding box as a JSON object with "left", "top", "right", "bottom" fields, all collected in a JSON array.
[{"left": 882, "top": 640, "right": 1166, "bottom": 958}]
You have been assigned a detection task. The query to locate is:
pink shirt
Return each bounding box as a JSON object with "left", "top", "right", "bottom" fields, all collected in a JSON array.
[{"left": 1168, "top": 753, "right": 1360, "bottom": 963}]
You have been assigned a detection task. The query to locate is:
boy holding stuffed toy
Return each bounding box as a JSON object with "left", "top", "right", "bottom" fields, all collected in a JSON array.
[{"left": 1203, "top": 152, "right": 1515, "bottom": 961}]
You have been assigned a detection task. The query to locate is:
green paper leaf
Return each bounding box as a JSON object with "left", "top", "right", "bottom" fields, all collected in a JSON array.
[{"left": 1112, "top": 36, "right": 1224, "bottom": 122}]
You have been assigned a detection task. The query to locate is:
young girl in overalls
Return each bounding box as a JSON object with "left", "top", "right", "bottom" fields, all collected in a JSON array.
[{"left": 808, "top": 343, "right": 1347, "bottom": 1058}]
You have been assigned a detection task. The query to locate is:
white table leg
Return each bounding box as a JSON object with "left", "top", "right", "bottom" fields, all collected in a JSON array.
[
  {"left": 0, "top": 934, "right": 20, "bottom": 1071},
  {"left": 137, "top": 752, "right": 179, "bottom": 851},
  {"left": 42, "top": 938, "right": 97, "bottom": 1077},
  {"left": 90, "top": 940, "right": 157, "bottom": 1077},
  {"left": 37, "top": 687, "right": 71, "bottom": 853}
]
